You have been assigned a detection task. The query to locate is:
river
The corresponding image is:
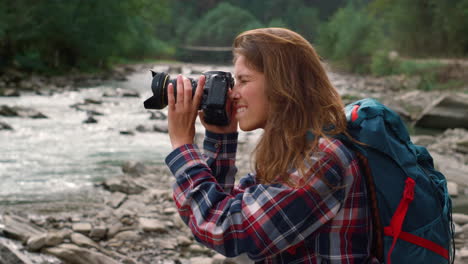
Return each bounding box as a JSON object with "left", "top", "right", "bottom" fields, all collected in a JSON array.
[{"left": 0, "top": 67, "right": 178, "bottom": 205}]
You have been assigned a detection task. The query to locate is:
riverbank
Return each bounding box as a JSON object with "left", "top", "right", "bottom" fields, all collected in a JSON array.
[{"left": 1, "top": 62, "right": 467, "bottom": 263}]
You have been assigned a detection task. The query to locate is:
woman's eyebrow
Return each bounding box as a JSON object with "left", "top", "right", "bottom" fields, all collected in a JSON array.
[{"left": 235, "top": 74, "right": 251, "bottom": 79}]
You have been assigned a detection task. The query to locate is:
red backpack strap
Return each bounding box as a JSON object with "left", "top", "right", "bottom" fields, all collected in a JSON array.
[{"left": 384, "top": 177, "right": 415, "bottom": 264}]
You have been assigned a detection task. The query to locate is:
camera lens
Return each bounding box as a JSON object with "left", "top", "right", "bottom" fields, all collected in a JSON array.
[{"left": 143, "top": 71, "right": 197, "bottom": 109}]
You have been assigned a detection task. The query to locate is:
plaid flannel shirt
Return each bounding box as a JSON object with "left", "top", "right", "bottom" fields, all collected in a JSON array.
[{"left": 165, "top": 131, "right": 377, "bottom": 264}]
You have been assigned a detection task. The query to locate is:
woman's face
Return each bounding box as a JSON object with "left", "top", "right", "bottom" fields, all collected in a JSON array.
[{"left": 232, "top": 55, "right": 269, "bottom": 131}]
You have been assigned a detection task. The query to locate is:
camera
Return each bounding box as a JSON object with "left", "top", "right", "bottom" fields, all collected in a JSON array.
[{"left": 143, "top": 70, "right": 234, "bottom": 126}]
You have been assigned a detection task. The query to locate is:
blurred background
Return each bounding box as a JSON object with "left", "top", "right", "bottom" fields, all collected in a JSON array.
[{"left": 1, "top": 0, "right": 467, "bottom": 82}]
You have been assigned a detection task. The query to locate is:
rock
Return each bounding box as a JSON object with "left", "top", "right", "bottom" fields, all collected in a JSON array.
[
  {"left": 46, "top": 231, "right": 68, "bottom": 246},
  {"left": 106, "top": 191, "right": 127, "bottom": 209},
  {"left": 84, "top": 98, "right": 103, "bottom": 104},
  {"left": 70, "top": 232, "right": 100, "bottom": 248},
  {"left": 139, "top": 218, "right": 167, "bottom": 233},
  {"left": 26, "top": 231, "right": 64, "bottom": 252},
  {"left": 453, "top": 214, "right": 468, "bottom": 225},
  {"left": 26, "top": 230, "right": 64, "bottom": 251},
  {"left": 89, "top": 226, "right": 108, "bottom": 241},
  {"left": 149, "top": 111, "right": 167, "bottom": 120},
  {"left": 454, "top": 222, "right": 464, "bottom": 237},
  {"left": 106, "top": 222, "right": 124, "bottom": 239},
  {"left": 122, "top": 161, "right": 149, "bottom": 177},
  {"left": 0, "top": 88, "right": 20, "bottom": 97},
  {"left": 43, "top": 243, "right": 119, "bottom": 264},
  {"left": 120, "top": 130, "right": 135, "bottom": 136},
  {"left": 0, "top": 240, "right": 33, "bottom": 264},
  {"left": 87, "top": 110, "right": 105, "bottom": 116},
  {"left": 0, "top": 105, "right": 48, "bottom": 119},
  {"left": 136, "top": 125, "right": 149, "bottom": 132},
  {"left": 447, "top": 181, "right": 459, "bottom": 197},
  {"left": 459, "top": 247, "right": 468, "bottom": 259},
  {"left": 112, "top": 230, "right": 140, "bottom": 241},
  {"left": 159, "top": 238, "right": 178, "bottom": 250},
  {"left": 190, "top": 257, "right": 213, "bottom": 264},
  {"left": 163, "top": 207, "right": 177, "bottom": 215},
  {"left": 176, "top": 235, "right": 192, "bottom": 247},
  {"left": 26, "top": 233, "right": 47, "bottom": 251},
  {"left": 411, "top": 135, "right": 436, "bottom": 146},
  {"left": 0, "top": 121, "right": 13, "bottom": 130},
  {"left": 415, "top": 94, "right": 468, "bottom": 129},
  {"left": 212, "top": 254, "right": 227, "bottom": 264},
  {"left": 72, "top": 222, "right": 92, "bottom": 234},
  {"left": 456, "top": 139, "right": 468, "bottom": 154},
  {"left": 83, "top": 116, "right": 98, "bottom": 124},
  {"left": 188, "top": 243, "right": 211, "bottom": 254},
  {"left": 102, "top": 176, "right": 146, "bottom": 195},
  {"left": 2, "top": 214, "right": 46, "bottom": 242},
  {"left": 153, "top": 123, "right": 169, "bottom": 133},
  {"left": 149, "top": 189, "right": 172, "bottom": 201}
]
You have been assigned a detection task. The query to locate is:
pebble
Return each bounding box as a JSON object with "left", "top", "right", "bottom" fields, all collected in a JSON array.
[
  {"left": 139, "top": 218, "right": 167, "bottom": 233},
  {"left": 72, "top": 222, "right": 92, "bottom": 234}
]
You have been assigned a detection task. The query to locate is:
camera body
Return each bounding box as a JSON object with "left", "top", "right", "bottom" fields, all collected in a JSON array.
[{"left": 143, "top": 70, "right": 234, "bottom": 126}]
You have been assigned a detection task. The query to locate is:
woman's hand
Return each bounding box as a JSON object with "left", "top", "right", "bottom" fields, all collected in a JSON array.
[
  {"left": 167, "top": 75, "right": 205, "bottom": 149},
  {"left": 199, "top": 89, "right": 238, "bottom": 134}
]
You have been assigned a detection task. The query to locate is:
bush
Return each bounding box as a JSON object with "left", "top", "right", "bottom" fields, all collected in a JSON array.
[{"left": 316, "top": 2, "right": 383, "bottom": 73}]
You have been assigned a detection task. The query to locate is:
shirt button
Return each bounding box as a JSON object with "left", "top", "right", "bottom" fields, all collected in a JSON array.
[{"left": 214, "top": 143, "right": 221, "bottom": 148}]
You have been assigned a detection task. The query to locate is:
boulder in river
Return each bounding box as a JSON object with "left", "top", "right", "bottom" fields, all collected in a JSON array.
[
  {"left": 0, "top": 88, "right": 20, "bottom": 97},
  {"left": 0, "top": 121, "right": 13, "bottom": 130},
  {"left": 83, "top": 116, "right": 98, "bottom": 124},
  {"left": 415, "top": 94, "right": 468, "bottom": 129},
  {"left": 0, "top": 105, "right": 48, "bottom": 119}
]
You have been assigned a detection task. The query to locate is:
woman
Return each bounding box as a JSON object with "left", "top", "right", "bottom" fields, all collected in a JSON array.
[{"left": 165, "top": 28, "right": 377, "bottom": 263}]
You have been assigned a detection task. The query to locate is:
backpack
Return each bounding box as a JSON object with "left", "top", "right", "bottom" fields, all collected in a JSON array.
[{"left": 336, "top": 98, "right": 454, "bottom": 264}]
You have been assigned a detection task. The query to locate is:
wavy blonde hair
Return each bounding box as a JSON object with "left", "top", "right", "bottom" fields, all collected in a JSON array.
[{"left": 233, "top": 28, "right": 347, "bottom": 185}]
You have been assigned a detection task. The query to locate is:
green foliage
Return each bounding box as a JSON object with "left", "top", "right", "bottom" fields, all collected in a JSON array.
[
  {"left": 317, "top": 2, "right": 383, "bottom": 73},
  {"left": 369, "top": 0, "right": 468, "bottom": 57},
  {"left": 1, "top": 0, "right": 467, "bottom": 75},
  {"left": 0, "top": 0, "right": 170, "bottom": 73},
  {"left": 185, "top": 3, "right": 263, "bottom": 46}
]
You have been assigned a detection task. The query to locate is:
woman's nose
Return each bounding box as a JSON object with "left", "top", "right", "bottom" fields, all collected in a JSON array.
[{"left": 229, "top": 85, "right": 241, "bottom": 100}]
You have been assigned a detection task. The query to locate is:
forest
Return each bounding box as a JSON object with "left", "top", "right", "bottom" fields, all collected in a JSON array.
[{"left": 1, "top": 0, "right": 467, "bottom": 77}]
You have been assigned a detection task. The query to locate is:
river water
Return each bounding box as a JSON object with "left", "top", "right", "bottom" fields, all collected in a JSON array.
[{"left": 0, "top": 67, "right": 183, "bottom": 205}]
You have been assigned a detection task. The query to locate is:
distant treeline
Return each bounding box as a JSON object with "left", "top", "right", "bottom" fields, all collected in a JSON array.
[{"left": 1, "top": 0, "right": 467, "bottom": 74}]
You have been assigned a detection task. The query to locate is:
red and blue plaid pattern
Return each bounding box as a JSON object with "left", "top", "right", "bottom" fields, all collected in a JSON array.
[{"left": 165, "top": 131, "right": 378, "bottom": 263}]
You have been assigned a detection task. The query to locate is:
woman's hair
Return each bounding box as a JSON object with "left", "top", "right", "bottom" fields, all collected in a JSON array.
[{"left": 233, "top": 27, "right": 347, "bottom": 185}]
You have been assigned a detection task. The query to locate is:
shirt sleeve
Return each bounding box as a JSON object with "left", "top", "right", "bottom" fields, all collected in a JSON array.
[
  {"left": 165, "top": 141, "right": 352, "bottom": 261},
  {"left": 202, "top": 130, "right": 238, "bottom": 194}
]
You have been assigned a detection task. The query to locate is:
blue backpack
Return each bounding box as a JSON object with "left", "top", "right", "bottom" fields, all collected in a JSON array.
[{"left": 336, "top": 98, "right": 454, "bottom": 264}]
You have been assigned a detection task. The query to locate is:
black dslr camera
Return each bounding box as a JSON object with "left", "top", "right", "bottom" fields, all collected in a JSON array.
[{"left": 143, "top": 71, "right": 234, "bottom": 126}]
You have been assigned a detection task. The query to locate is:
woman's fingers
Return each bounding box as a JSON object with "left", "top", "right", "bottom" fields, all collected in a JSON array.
[
  {"left": 193, "top": 75, "right": 205, "bottom": 108},
  {"left": 167, "top": 83, "right": 175, "bottom": 110},
  {"left": 176, "top": 75, "right": 184, "bottom": 106},
  {"left": 183, "top": 77, "right": 193, "bottom": 107}
]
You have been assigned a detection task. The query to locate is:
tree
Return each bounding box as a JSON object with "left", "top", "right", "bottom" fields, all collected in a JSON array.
[{"left": 185, "top": 3, "right": 263, "bottom": 46}]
